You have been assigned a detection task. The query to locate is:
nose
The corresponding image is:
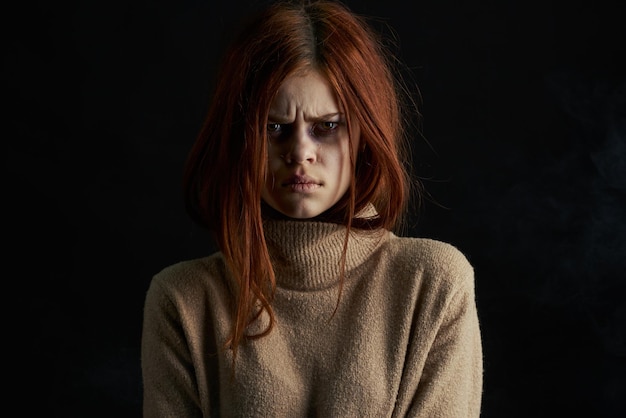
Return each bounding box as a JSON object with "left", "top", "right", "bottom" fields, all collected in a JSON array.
[{"left": 284, "top": 127, "right": 317, "bottom": 164}]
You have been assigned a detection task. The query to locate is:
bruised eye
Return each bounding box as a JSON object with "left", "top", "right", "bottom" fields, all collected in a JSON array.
[
  {"left": 267, "top": 123, "right": 287, "bottom": 141},
  {"left": 267, "top": 122, "right": 291, "bottom": 141},
  {"left": 267, "top": 123, "right": 282, "bottom": 134},
  {"left": 312, "top": 121, "right": 340, "bottom": 137}
]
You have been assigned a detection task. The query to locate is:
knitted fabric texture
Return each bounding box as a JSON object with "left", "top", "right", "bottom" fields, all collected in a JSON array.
[{"left": 141, "top": 219, "right": 483, "bottom": 417}]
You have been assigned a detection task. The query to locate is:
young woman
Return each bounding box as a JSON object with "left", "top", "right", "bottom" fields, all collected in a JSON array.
[{"left": 141, "top": 1, "right": 483, "bottom": 416}]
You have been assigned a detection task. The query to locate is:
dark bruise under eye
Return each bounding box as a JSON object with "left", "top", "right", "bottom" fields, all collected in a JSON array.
[
  {"left": 267, "top": 123, "right": 281, "bottom": 133},
  {"left": 267, "top": 123, "right": 292, "bottom": 141},
  {"left": 312, "top": 121, "right": 340, "bottom": 137}
]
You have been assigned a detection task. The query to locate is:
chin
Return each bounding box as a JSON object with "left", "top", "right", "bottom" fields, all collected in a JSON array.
[
  {"left": 283, "top": 208, "right": 323, "bottom": 220},
  {"left": 261, "top": 200, "right": 323, "bottom": 220}
]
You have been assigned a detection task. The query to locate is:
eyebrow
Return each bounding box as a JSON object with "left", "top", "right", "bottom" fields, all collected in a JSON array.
[{"left": 267, "top": 112, "right": 344, "bottom": 123}]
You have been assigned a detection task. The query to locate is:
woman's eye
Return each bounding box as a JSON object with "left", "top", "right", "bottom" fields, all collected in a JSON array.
[
  {"left": 267, "top": 123, "right": 292, "bottom": 142},
  {"left": 267, "top": 123, "right": 282, "bottom": 133},
  {"left": 313, "top": 121, "right": 339, "bottom": 136}
]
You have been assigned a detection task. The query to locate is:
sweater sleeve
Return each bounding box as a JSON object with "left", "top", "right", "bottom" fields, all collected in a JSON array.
[
  {"left": 408, "top": 266, "right": 483, "bottom": 417},
  {"left": 141, "top": 276, "right": 204, "bottom": 418}
]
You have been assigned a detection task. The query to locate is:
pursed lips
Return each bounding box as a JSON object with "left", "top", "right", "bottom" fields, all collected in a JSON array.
[{"left": 282, "top": 174, "right": 322, "bottom": 192}]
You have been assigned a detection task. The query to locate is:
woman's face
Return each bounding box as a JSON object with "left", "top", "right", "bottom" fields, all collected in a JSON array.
[{"left": 261, "top": 70, "right": 359, "bottom": 219}]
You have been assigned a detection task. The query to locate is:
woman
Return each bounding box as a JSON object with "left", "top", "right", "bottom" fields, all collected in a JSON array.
[{"left": 141, "top": 1, "right": 483, "bottom": 416}]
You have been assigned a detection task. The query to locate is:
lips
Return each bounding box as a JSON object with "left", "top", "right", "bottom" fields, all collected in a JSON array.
[{"left": 282, "top": 174, "right": 321, "bottom": 192}]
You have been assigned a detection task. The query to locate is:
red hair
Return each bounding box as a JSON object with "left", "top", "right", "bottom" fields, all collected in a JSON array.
[{"left": 183, "top": 0, "right": 419, "bottom": 359}]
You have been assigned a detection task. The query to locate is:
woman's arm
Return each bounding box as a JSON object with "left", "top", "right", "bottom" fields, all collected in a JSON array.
[
  {"left": 141, "top": 278, "right": 204, "bottom": 418},
  {"left": 408, "top": 270, "right": 483, "bottom": 417}
]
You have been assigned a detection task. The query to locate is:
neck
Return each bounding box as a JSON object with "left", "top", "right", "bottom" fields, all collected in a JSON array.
[{"left": 262, "top": 218, "right": 387, "bottom": 290}]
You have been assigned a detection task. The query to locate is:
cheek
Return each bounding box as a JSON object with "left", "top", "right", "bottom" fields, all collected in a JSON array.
[
  {"left": 266, "top": 149, "right": 282, "bottom": 172},
  {"left": 342, "top": 140, "right": 355, "bottom": 169},
  {"left": 333, "top": 147, "right": 353, "bottom": 185}
]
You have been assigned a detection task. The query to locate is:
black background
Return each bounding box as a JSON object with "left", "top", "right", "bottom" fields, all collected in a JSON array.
[{"left": 6, "top": 0, "right": 625, "bottom": 416}]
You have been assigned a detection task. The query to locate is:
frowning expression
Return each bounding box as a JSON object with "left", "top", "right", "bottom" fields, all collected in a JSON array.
[{"left": 261, "top": 70, "right": 359, "bottom": 219}]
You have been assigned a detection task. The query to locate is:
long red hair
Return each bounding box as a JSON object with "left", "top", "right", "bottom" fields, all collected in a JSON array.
[{"left": 183, "top": 0, "right": 419, "bottom": 359}]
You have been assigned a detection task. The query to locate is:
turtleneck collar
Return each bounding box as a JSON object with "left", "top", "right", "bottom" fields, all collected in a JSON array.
[{"left": 262, "top": 219, "right": 388, "bottom": 291}]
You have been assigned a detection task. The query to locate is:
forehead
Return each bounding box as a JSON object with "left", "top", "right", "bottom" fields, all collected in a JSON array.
[{"left": 269, "top": 70, "right": 342, "bottom": 119}]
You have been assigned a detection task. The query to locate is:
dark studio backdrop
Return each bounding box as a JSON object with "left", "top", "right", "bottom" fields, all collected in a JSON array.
[{"left": 5, "top": 0, "right": 625, "bottom": 416}]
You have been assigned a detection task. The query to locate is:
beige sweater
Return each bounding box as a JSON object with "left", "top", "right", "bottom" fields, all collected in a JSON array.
[{"left": 141, "top": 220, "right": 483, "bottom": 417}]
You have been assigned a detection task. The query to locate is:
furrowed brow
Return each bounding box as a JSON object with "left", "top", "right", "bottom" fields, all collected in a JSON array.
[{"left": 307, "top": 112, "right": 343, "bottom": 123}]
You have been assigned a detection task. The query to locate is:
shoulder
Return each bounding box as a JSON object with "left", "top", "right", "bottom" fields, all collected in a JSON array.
[
  {"left": 146, "top": 252, "right": 230, "bottom": 305},
  {"left": 384, "top": 234, "right": 475, "bottom": 294},
  {"left": 386, "top": 234, "right": 472, "bottom": 272}
]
